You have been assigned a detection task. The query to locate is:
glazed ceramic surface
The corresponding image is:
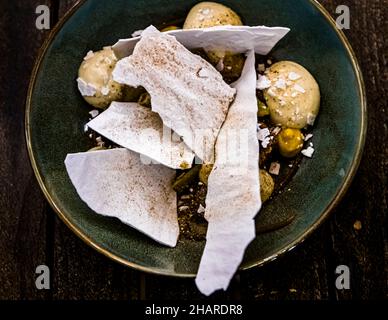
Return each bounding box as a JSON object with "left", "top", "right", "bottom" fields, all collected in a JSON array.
[{"left": 26, "top": 0, "right": 366, "bottom": 276}]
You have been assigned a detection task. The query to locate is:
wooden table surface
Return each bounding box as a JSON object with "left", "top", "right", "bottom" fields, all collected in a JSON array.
[{"left": 0, "top": 0, "right": 386, "bottom": 300}]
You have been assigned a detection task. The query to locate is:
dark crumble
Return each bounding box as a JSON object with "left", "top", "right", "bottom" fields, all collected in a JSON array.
[
  {"left": 84, "top": 47, "right": 306, "bottom": 241},
  {"left": 176, "top": 172, "right": 208, "bottom": 241}
]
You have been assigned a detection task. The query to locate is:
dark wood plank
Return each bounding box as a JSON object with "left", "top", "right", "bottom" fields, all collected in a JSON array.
[
  {"left": 239, "top": 0, "right": 388, "bottom": 301},
  {"left": 142, "top": 273, "right": 242, "bottom": 300},
  {"left": 239, "top": 225, "right": 331, "bottom": 300},
  {"left": 39, "top": 0, "right": 140, "bottom": 300},
  {"left": 0, "top": 0, "right": 57, "bottom": 300},
  {"left": 0, "top": 0, "right": 385, "bottom": 301},
  {"left": 58, "top": 0, "right": 79, "bottom": 17},
  {"left": 320, "top": 0, "right": 388, "bottom": 300},
  {"left": 51, "top": 222, "right": 139, "bottom": 300}
]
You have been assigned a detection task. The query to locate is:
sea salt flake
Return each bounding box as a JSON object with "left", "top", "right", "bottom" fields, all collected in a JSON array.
[
  {"left": 77, "top": 77, "right": 97, "bottom": 97},
  {"left": 257, "top": 127, "right": 270, "bottom": 142},
  {"left": 83, "top": 50, "right": 94, "bottom": 60},
  {"left": 301, "top": 146, "right": 315, "bottom": 158},
  {"left": 89, "top": 110, "right": 99, "bottom": 118},
  {"left": 288, "top": 72, "right": 301, "bottom": 81},
  {"left": 293, "top": 84, "right": 306, "bottom": 93},
  {"left": 101, "top": 86, "right": 110, "bottom": 96},
  {"left": 272, "top": 127, "right": 282, "bottom": 136},
  {"left": 256, "top": 75, "right": 271, "bottom": 90},
  {"left": 261, "top": 138, "right": 271, "bottom": 148},
  {"left": 274, "top": 78, "right": 287, "bottom": 90},
  {"left": 197, "top": 204, "right": 206, "bottom": 214},
  {"left": 131, "top": 29, "right": 144, "bottom": 37},
  {"left": 304, "top": 133, "right": 313, "bottom": 141},
  {"left": 307, "top": 113, "right": 316, "bottom": 126}
]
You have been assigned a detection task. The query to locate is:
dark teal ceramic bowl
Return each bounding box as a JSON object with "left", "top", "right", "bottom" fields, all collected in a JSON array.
[{"left": 26, "top": 0, "right": 366, "bottom": 276}]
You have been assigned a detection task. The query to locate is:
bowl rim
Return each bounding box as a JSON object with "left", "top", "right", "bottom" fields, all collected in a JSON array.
[{"left": 25, "top": 0, "right": 367, "bottom": 278}]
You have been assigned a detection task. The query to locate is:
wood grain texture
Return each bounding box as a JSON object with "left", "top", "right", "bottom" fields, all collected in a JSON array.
[
  {"left": 0, "top": 0, "right": 55, "bottom": 300},
  {"left": 0, "top": 0, "right": 386, "bottom": 300}
]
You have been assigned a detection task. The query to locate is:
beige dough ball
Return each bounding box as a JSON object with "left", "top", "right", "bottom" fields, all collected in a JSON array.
[
  {"left": 262, "top": 61, "right": 320, "bottom": 129},
  {"left": 77, "top": 47, "right": 124, "bottom": 109},
  {"left": 183, "top": 2, "right": 242, "bottom": 29},
  {"left": 259, "top": 170, "right": 275, "bottom": 203}
]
